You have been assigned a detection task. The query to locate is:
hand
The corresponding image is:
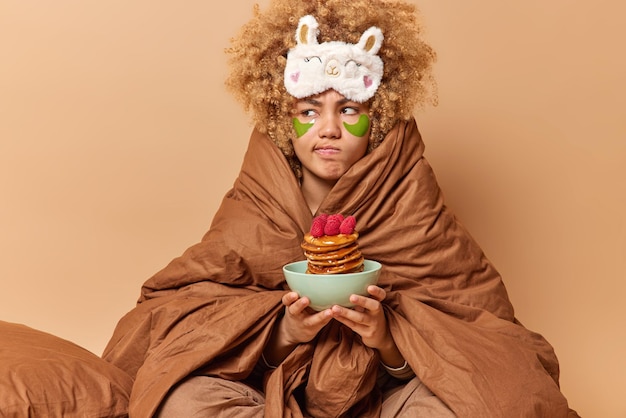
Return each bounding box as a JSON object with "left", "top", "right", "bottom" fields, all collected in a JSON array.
[
  {"left": 330, "top": 285, "right": 405, "bottom": 368},
  {"left": 263, "top": 291, "right": 333, "bottom": 366},
  {"left": 329, "top": 285, "right": 389, "bottom": 350},
  {"left": 280, "top": 291, "right": 333, "bottom": 345}
]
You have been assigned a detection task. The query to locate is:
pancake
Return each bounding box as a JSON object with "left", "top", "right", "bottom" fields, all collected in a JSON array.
[{"left": 301, "top": 232, "right": 364, "bottom": 274}]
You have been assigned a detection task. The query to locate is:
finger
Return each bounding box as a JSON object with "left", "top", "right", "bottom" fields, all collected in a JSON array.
[
  {"left": 331, "top": 304, "right": 366, "bottom": 325},
  {"left": 367, "top": 285, "right": 386, "bottom": 302},
  {"left": 282, "top": 291, "right": 299, "bottom": 306},
  {"left": 332, "top": 315, "right": 358, "bottom": 330},
  {"left": 287, "top": 296, "right": 310, "bottom": 315},
  {"left": 307, "top": 308, "right": 333, "bottom": 326},
  {"left": 350, "top": 294, "right": 381, "bottom": 314}
]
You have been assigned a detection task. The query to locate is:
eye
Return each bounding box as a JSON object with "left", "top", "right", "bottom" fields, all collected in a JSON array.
[
  {"left": 304, "top": 56, "right": 322, "bottom": 63},
  {"left": 341, "top": 107, "right": 359, "bottom": 115},
  {"left": 300, "top": 109, "right": 317, "bottom": 118}
]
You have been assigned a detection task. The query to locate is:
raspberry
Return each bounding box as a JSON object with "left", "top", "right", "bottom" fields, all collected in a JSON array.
[
  {"left": 324, "top": 214, "right": 342, "bottom": 235},
  {"left": 316, "top": 213, "right": 329, "bottom": 223},
  {"left": 310, "top": 214, "right": 328, "bottom": 237},
  {"left": 339, "top": 215, "right": 356, "bottom": 235}
]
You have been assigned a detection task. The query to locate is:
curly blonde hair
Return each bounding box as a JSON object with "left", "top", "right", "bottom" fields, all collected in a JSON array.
[{"left": 225, "top": 0, "right": 437, "bottom": 177}]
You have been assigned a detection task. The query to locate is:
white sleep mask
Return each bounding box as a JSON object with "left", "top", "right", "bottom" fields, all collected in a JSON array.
[{"left": 284, "top": 15, "right": 384, "bottom": 103}]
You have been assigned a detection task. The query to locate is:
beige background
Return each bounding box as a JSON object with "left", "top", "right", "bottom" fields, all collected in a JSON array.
[{"left": 1, "top": 1, "right": 624, "bottom": 417}]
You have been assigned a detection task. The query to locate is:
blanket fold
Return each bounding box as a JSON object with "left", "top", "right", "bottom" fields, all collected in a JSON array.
[{"left": 103, "top": 119, "right": 577, "bottom": 417}]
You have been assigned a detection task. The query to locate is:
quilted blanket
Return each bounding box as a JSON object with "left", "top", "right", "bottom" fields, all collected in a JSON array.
[{"left": 103, "top": 119, "right": 578, "bottom": 417}]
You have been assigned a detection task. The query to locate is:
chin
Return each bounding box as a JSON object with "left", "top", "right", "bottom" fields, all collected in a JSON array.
[{"left": 319, "top": 170, "right": 345, "bottom": 182}]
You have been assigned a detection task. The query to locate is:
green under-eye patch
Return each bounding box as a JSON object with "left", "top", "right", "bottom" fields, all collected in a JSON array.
[
  {"left": 292, "top": 114, "right": 370, "bottom": 138},
  {"left": 293, "top": 118, "right": 314, "bottom": 138},
  {"left": 343, "top": 114, "right": 370, "bottom": 137}
]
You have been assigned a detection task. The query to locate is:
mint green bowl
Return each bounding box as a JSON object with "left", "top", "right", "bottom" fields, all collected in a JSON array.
[{"left": 282, "top": 259, "right": 382, "bottom": 311}]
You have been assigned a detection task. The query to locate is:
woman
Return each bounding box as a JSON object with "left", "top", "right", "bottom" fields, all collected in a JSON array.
[{"left": 103, "top": 0, "right": 579, "bottom": 416}]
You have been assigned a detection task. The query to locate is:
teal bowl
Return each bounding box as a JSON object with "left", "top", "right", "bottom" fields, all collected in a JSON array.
[{"left": 282, "top": 259, "right": 382, "bottom": 311}]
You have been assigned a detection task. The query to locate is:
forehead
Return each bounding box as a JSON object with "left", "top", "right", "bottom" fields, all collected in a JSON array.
[{"left": 295, "top": 90, "right": 357, "bottom": 106}]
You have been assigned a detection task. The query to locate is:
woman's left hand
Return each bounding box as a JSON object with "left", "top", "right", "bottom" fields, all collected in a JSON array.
[
  {"left": 330, "top": 285, "right": 390, "bottom": 350},
  {"left": 331, "top": 285, "right": 406, "bottom": 368}
]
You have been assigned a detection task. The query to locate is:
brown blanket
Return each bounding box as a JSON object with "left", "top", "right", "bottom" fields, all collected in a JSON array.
[{"left": 103, "top": 119, "right": 578, "bottom": 417}]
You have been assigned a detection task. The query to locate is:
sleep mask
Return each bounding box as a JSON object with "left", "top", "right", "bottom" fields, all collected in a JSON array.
[{"left": 284, "top": 15, "right": 384, "bottom": 103}]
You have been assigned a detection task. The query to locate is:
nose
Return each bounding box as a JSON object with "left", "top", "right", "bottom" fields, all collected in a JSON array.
[{"left": 317, "top": 114, "right": 341, "bottom": 139}]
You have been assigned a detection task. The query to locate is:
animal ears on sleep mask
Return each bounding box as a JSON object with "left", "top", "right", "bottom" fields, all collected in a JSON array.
[{"left": 284, "top": 15, "right": 384, "bottom": 103}]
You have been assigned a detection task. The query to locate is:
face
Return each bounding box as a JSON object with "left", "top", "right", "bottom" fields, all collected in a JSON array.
[{"left": 291, "top": 89, "right": 371, "bottom": 184}]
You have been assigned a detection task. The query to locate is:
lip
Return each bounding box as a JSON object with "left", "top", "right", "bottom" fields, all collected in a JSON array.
[{"left": 314, "top": 145, "right": 340, "bottom": 156}]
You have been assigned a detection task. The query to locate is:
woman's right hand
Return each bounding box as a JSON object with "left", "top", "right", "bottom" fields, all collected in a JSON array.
[
  {"left": 263, "top": 291, "right": 332, "bottom": 366},
  {"left": 281, "top": 291, "right": 333, "bottom": 344}
]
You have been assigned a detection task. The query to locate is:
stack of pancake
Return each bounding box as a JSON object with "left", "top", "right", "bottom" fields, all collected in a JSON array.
[{"left": 300, "top": 231, "right": 364, "bottom": 274}]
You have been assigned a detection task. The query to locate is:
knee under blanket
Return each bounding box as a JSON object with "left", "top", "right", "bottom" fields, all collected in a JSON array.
[{"left": 103, "top": 119, "right": 579, "bottom": 417}]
